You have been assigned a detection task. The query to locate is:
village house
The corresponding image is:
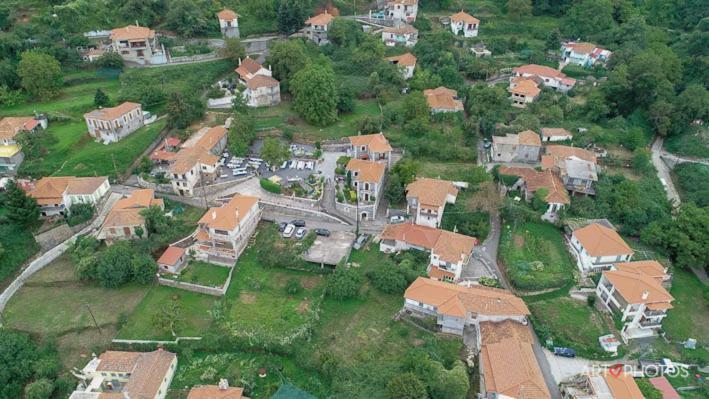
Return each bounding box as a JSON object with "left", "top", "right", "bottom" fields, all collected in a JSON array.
[
  {"left": 403, "top": 277, "right": 528, "bottom": 334},
  {"left": 28, "top": 176, "right": 110, "bottom": 217},
  {"left": 217, "top": 9, "right": 240, "bottom": 38},
  {"left": 385, "top": 0, "right": 418, "bottom": 23},
  {"left": 0, "top": 115, "right": 47, "bottom": 173},
  {"left": 648, "top": 377, "right": 682, "bottom": 399},
  {"left": 381, "top": 223, "right": 476, "bottom": 281},
  {"left": 157, "top": 245, "right": 188, "bottom": 274},
  {"left": 596, "top": 260, "right": 674, "bottom": 341},
  {"left": 499, "top": 166, "right": 570, "bottom": 219},
  {"left": 347, "top": 133, "right": 393, "bottom": 168},
  {"left": 561, "top": 371, "right": 643, "bottom": 399},
  {"left": 541, "top": 127, "right": 573, "bottom": 142},
  {"left": 569, "top": 222, "right": 634, "bottom": 272},
  {"left": 450, "top": 11, "right": 480, "bottom": 37},
  {"left": 169, "top": 125, "right": 227, "bottom": 196},
  {"left": 188, "top": 380, "right": 250, "bottom": 399},
  {"left": 149, "top": 137, "right": 182, "bottom": 163},
  {"left": 405, "top": 177, "right": 459, "bottom": 228},
  {"left": 479, "top": 321, "right": 551, "bottom": 399},
  {"left": 423, "top": 86, "right": 464, "bottom": 113},
  {"left": 385, "top": 52, "right": 417, "bottom": 79},
  {"left": 194, "top": 194, "right": 261, "bottom": 264},
  {"left": 513, "top": 64, "right": 576, "bottom": 92},
  {"left": 304, "top": 11, "right": 334, "bottom": 45},
  {"left": 382, "top": 23, "right": 418, "bottom": 47},
  {"left": 109, "top": 25, "right": 167, "bottom": 65},
  {"left": 98, "top": 189, "right": 163, "bottom": 244},
  {"left": 235, "top": 57, "right": 271, "bottom": 85},
  {"left": 84, "top": 102, "right": 144, "bottom": 144},
  {"left": 69, "top": 349, "right": 177, "bottom": 399},
  {"left": 234, "top": 57, "right": 281, "bottom": 107},
  {"left": 561, "top": 41, "right": 612, "bottom": 67},
  {"left": 508, "top": 76, "right": 541, "bottom": 107},
  {"left": 542, "top": 145, "right": 599, "bottom": 195},
  {"left": 345, "top": 158, "right": 386, "bottom": 220},
  {"left": 491, "top": 130, "right": 542, "bottom": 163}
]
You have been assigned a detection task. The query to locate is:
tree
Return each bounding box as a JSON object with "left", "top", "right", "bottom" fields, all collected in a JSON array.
[
  {"left": 2, "top": 180, "right": 39, "bottom": 227},
  {"left": 164, "top": 0, "right": 209, "bottom": 37},
  {"left": 96, "top": 241, "right": 135, "bottom": 288},
  {"left": 403, "top": 92, "right": 430, "bottom": 121},
  {"left": 266, "top": 40, "right": 311, "bottom": 91},
  {"left": 167, "top": 91, "right": 205, "bottom": 129},
  {"left": 544, "top": 29, "right": 561, "bottom": 51},
  {"left": 67, "top": 203, "right": 95, "bottom": 226},
  {"left": 0, "top": 329, "right": 38, "bottom": 398},
  {"left": 641, "top": 204, "right": 708, "bottom": 270},
  {"left": 506, "top": 0, "right": 532, "bottom": 20},
  {"left": 367, "top": 266, "right": 409, "bottom": 294},
  {"left": 227, "top": 113, "right": 256, "bottom": 156},
  {"left": 260, "top": 137, "right": 289, "bottom": 169},
  {"left": 220, "top": 37, "right": 246, "bottom": 65},
  {"left": 391, "top": 158, "right": 421, "bottom": 186},
  {"left": 140, "top": 206, "right": 169, "bottom": 235},
  {"left": 632, "top": 148, "right": 653, "bottom": 175},
  {"left": 24, "top": 378, "right": 53, "bottom": 399},
  {"left": 131, "top": 253, "right": 156, "bottom": 285},
  {"left": 291, "top": 64, "right": 338, "bottom": 126},
  {"left": 385, "top": 373, "right": 428, "bottom": 399},
  {"left": 636, "top": 379, "right": 663, "bottom": 399},
  {"left": 276, "top": 0, "right": 310, "bottom": 34},
  {"left": 565, "top": 0, "right": 615, "bottom": 38},
  {"left": 329, "top": 18, "right": 365, "bottom": 47},
  {"left": 384, "top": 174, "right": 406, "bottom": 204},
  {"left": 429, "top": 361, "right": 470, "bottom": 399},
  {"left": 325, "top": 266, "right": 363, "bottom": 300},
  {"left": 94, "top": 88, "right": 110, "bottom": 108},
  {"left": 153, "top": 295, "right": 183, "bottom": 336},
  {"left": 95, "top": 52, "right": 124, "bottom": 70},
  {"left": 17, "top": 51, "right": 62, "bottom": 98}
]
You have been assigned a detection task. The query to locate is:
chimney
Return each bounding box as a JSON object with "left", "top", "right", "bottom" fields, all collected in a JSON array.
[
  {"left": 212, "top": 211, "right": 217, "bottom": 220},
  {"left": 238, "top": 57, "right": 242, "bottom": 66},
  {"left": 641, "top": 290, "right": 649, "bottom": 300},
  {"left": 218, "top": 379, "right": 229, "bottom": 390}
]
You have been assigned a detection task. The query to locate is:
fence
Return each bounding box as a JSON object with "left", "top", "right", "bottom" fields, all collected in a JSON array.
[
  {"left": 157, "top": 277, "right": 227, "bottom": 296},
  {"left": 169, "top": 52, "right": 223, "bottom": 64}
]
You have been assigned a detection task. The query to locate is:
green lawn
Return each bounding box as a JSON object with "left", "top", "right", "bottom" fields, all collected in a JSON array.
[
  {"left": 499, "top": 222, "right": 576, "bottom": 291},
  {"left": 663, "top": 269, "right": 709, "bottom": 342},
  {"left": 176, "top": 260, "right": 231, "bottom": 287}
]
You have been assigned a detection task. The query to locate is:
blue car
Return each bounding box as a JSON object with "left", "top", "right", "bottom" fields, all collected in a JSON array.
[{"left": 554, "top": 347, "right": 576, "bottom": 358}]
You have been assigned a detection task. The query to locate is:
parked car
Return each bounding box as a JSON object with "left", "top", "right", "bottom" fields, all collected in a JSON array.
[
  {"left": 282, "top": 224, "right": 295, "bottom": 238},
  {"left": 233, "top": 168, "right": 248, "bottom": 176},
  {"left": 353, "top": 234, "right": 369, "bottom": 250},
  {"left": 553, "top": 347, "right": 576, "bottom": 358},
  {"left": 291, "top": 219, "right": 306, "bottom": 227},
  {"left": 295, "top": 227, "right": 307, "bottom": 239},
  {"left": 389, "top": 215, "right": 406, "bottom": 224},
  {"left": 314, "top": 228, "right": 331, "bottom": 237},
  {"left": 277, "top": 222, "right": 287, "bottom": 232}
]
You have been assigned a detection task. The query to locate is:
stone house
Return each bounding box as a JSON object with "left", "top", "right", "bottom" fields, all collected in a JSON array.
[
  {"left": 405, "top": 177, "right": 458, "bottom": 228},
  {"left": 304, "top": 11, "right": 334, "bottom": 45},
  {"left": 450, "top": 11, "right": 480, "bottom": 38},
  {"left": 385, "top": 52, "right": 417, "bottom": 79},
  {"left": 84, "top": 102, "right": 144, "bottom": 144},
  {"left": 542, "top": 145, "right": 599, "bottom": 195},
  {"left": 491, "top": 130, "right": 542, "bottom": 163},
  {"left": 541, "top": 127, "right": 573, "bottom": 142},
  {"left": 345, "top": 158, "right": 386, "bottom": 220},
  {"left": 385, "top": 0, "right": 418, "bottom": 23},
  {"left": 382, "top": 23, "right": 418, "bottom": 47},
  {"left": 217, "top": 9, "right": 240, "bottom": 38},
  {"left": 243, "top": 75, "right": 281, "bottom": 107},
  {"left": 170, "top": 125, "right": 227, "bottom": 196},
  {"left": 498, "top": 166, "right": 570, "bottom": 219},
  {"left": 508, "top": 77, "right": 541, "bottom": 108},
  {"left": 347, "top": 133, "right": 393, "bottom": 169}
]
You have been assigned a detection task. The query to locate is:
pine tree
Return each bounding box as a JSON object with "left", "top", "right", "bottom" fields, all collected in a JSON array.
[
  {"left": 2, "top": 180, "right": 39, "bottom": 227},
  {"left": 94, "top": 88, "right": 110, "bottom": 107}
]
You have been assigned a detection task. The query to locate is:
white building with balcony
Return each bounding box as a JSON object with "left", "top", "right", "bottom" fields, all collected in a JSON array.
[
  {"left": 84, "top": 102, "right": 144, "bottom": 144},
  {"left": 569, "top": 223, "right": 634, "bottom": 273},
  {"left": 450, "top": 11, "right": 480, "bottom": 38},
  {"left": 109, "top": 25, "right": 167, "bottom": 65},
  {"left": 385, "top": 0, "right": 418, "bottom": 23},
  {"left": 405, "top": 177, "right": 458, "bottom": 228}
]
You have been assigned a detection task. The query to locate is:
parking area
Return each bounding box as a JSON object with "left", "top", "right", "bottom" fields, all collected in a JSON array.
[
  {"left": 262, "top": 158, "right": 320, "bottom": 183},
  {"left": 318, "top": 151, "right": 347, "bottom": 180},
  {"left": 303, "top": 230, "right": 356, "bottom": 266}
]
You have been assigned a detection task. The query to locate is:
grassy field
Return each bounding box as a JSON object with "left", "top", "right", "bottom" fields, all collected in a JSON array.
[
  {"left": 499, "top": 222, "right": 576, "bottom": 291},
  {"left": 665, "top": 129, "right": 709, "bottom": 158},
  {"left": 176, "top": 260, "right": 231, "bottom": 287},
  {"left": 2, "top": 255, "right": 149, "bottom": 368},
  {"left": 663, "top": 269, "right": 709, "bottom": 343}
]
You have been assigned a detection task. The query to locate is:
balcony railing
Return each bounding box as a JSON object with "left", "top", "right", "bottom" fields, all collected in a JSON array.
[
  {"left": 639, "top": 318, "right": 663, "bottom": 328},
  {"left": 643, "top": 309, "right": 667, "bottom": 317}
]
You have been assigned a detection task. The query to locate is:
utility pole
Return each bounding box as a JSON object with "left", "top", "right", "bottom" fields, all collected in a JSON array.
[
  {"left": 355, "top": 190, "right": 360, "bottom": 236},
  {"left": 85, "top": 303, "right": 102, "bottom": 335},
  {"left": 199, "top": 169, "right": 208, "bottom": 208}
]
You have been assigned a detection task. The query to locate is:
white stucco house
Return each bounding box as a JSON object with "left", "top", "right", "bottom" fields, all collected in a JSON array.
[
  {"left": 450, "top": 11, "right": 480, "bottom": 38},
  {"left": 569, "top": 223, "right": 634, "bottom": 273}
]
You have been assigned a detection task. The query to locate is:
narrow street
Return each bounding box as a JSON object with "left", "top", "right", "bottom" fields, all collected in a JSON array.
[{"left": 650, "top": 137, "right": 681, "bottom": 207}]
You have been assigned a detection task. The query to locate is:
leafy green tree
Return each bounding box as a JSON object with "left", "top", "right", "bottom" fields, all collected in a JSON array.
[
  {"left": 636, "top": 379, "right": 663, "bottom": 399},
  {"left": 384, "top": 174, "right": 405, "bottom": 204},
  {"left": 0, "top": 329, "right": 38, "bottom": 398},
  {"left": 385, "top": 372, "right": 428, "bottom": 399},
  {"left": 429, "top": 361, "right": 470, "bottom": 399},
  {"left": 409, "top": 69, "right": 442, "bottom": 91},
  {"left": 367, "top": 266, "right": 409, "bottom": 294},
  {"left": 67, "top": 203, "right": 95, "bottom": 226},
  {"left": 95, "top": 52, "right": 124, "bottom": 70},
  {"left": 2, "top": 180, "right": 39, "bottom": 227},
  {"left": 167, "top": 91, "right": 205, "bottom": 129},
  {"left": 96, "top": 241, "right": 135, "bottom": 288},
  {"left": 325, "top": 266, "right": 363, "bottom": 300},
  {"left": 403, "top": 92, "right": 430, "bottom": 121},
  {"left": 641, "top": 204, "right": 708, "bottom": 270},
  {"left": 131, "top": 253, "right": 156, "bottom": 285},
  {"left": 266, "top": 40, "right": 311, "bottom": 91},
  {"left": 260, "top": 137, "right": 289, "bottom": 169},
  {"left": 119, "top": 0, "right": 165, "bottom": 27},
  {"left": 227, "top": 113, "right": 256, "bottom": 156},
  {"left": 140, "top": 206, "right": 169, "bottom": 235},
  {"left": 584, "top": 89, "right": 610, "bottom": 122},
  {"left": 337, "top": 86, "right": 355, "bottom": 114},
  {"left": 329, "top": 18, "right": 365, "bottom": 47},
  {"left": 545, "top": 29, "right": 561, "bottom": 51},
  {"left": 94, "top": 88, "right": 110, "bottom": 108},
  {"left": 276, "top": 0, "right": 310, "bottom": 34},
  {"left": 506, "top": 0, "right": 532, "bottom": 20},
  {"left": 391, "top": 158, "right": 420, "bottom": 186},
  {"left": 164, "top": 0, "right": 209, "bottom": 37},
  {"left": 565, "top": 0, "right": 615, "bottom": 38},
  {"left": 153, "top": 295, "right": 183, "bottom": 337},
  {"left": 632, "top": 148, "right": 653, "bottom": 175},
  {"left": 291, "top": 64, "right": 338, "bottom": 126},
  {"left": 220, "top": 37, "right": 246, "bottom": 65},
  {"left": 24, "top": 378, "right": 53, "bottom": 399},
  {"left": 17, "top": 51, "right": 62, "bottom": 98}
]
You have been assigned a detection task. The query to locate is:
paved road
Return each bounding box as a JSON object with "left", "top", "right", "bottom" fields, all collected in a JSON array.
[
  {"left": 461, "top": 212, "right": 500, "bottom": 281},
  {"left": 650, "top": 137, "right": 681, "bottom": 207}
]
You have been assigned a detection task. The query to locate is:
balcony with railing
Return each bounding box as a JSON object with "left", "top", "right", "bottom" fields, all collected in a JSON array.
[{"left": 639, "top": 317, "right": 663, "bottom": 328}]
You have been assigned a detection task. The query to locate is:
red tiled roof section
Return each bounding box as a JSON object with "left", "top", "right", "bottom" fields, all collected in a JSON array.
[
  {"left": 603, "top": 373, "right": 644, "bottom": 399},
  {"left": 188, "top": 385, "right": 249, "bottom": 399},
  {"left": 235, "top": 57, "right": 263, "bottom": 79},
  {"left": 433, "top": 230, "right": 477, "bottom": 264},
  {"left": 424, "top": 86, "right": 464, "bottom": 111},
  {"left": 381, "top": 222, "right": 442, "bottom": 249},
  {"left": 217, "top": 9, "right": 238, "bottom": 20},
  {"left": 541, "top": 127, "right": 572, "bottom": 138},
  {"left": 65, "top": 176, "right": 108, "bottom": 195},
  {"left": 514, "top": 64, "right": 567, "bottom": 79},
  {"left": 305, "top": 11, "right": 334, "bottom": 26},
  {"left": 123, "top": 349, "right": 176, "bottom": 399},
  {"left": 346, "top": 158, "right": 386, "bottom": 183},
  {"left": 110, "top": 25, "right": 155, "bottom": 41},
  {"left": 198, "top": 194, "right": 259, "bottom": 232},
  {"left": 498, "top": 166, "right": 569, "bottom": 205},
  {"left": 451, "top": 11, "right": 480, "bottom": 24},
  {"left": 84, "top": 102, "right": 141, "bottom": 121},
  {"left": 518, "top": 130, "right": 542, "bottom": 146},
  {"left": 348, "top": 133, "right": 392, "bottom": 153},
  {"left": 96, "top": 351, "right": 142, "bottom": 372},
  {"left": 246, "top": 75, "right": 279, "bottom": 89},
  {"left": 615, "top": 261, "right": 667, "bottom": 281},
  {"left": 406, "top": 177, "right": 458, "bottom": 208},
  {"left": 384, "top": 24, "right": 418, "bottom": 34},
  {"left": 544, "top": 145, "right": 597, "bottom": 163},
  {"left": 385, "top": 52, "right": 417, "bottom": 67},
  {"left": 648, "top": 377, "right": 681, "bottom": 399},
  {"left": 169, "top": 146, "right": 219, "bottom": 174},
  {"left": 603, "top": 267, "right": 673, "bottom": 306},
  {"left": 0, "top": 116, "right": 36, "bottom": 140},
  {"left": 573, "top": 223, "right": 633, "bottom": 257},
  {"left": 157, "top": 246, "right": 186, "bottom": 266},
  {"left": 566, "top": 42, "right": 596, "bottom": 54},
  {"left": 510, "top": 78, "right": 541, "bottom": 97}
]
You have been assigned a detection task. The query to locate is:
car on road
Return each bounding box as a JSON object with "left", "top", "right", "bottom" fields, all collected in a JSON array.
[
  {"left": 553, "top": 347, "right": 576, "bottom": 358},
  {"left": 233, "top": 168, "right": 248, "bottom": 176},
  {"left": 282, "top": 224, "right": 295, "bottom": 238},
  {"left": 389, "top": 215, "right": 406, "bottom": 224},
  {"left": 291, "top": 219, "right": 306, "bottom": 227},
  {"left": 314, "top": 228, "right": 331, "bottom": 237},
  {"left": 295, "top": 227, "right": 307, "bottom": 239},
  {"left": 483, "top": 138, "right": 491, "bottom": 149},
  {"left": 353, "top": 234, "right": 369, "bottom": 250},
  {"left": 277, "top": 222, "right": 287, "bottom": 232}
]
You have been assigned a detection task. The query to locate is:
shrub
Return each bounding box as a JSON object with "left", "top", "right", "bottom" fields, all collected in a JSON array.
[
  {"left": 67, "top": 203, "right": 95, "bottom": 226},
  {"left": 285, "top": 278, "right": 302, "bottom": 295},
  {"left": 259, "top": 178, "right": 282, "bottom": 194},
  {"left": 367, "top": 266, "right": 409, "bottom": 294},
  {"left": 587, "top": 295, "right": 596, "bottom": 307},
  {"left": 325, "top": 266, "right": 363, "bottom": 300}
]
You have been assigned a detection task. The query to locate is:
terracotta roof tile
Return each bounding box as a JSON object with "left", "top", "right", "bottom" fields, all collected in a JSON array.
[
  {"left": 84, "top": 102, "right": 141, "bottom": 122},
  {"left": 614, "top": 261, "right": 667, "bottom": 281},
  {"left": 235, "top": 57, "right": 264, "bottom": 80},
  {"left": 245, "top": 74, "right": 279, "bottom": 89},
  {"left": 603, "top": 373, "right": 643, "bottom": 399},
  {"left": 451, "top": 11, "right": 480, "bottom": 24},
  {"left": 305, "top": 11, "right": 334, "bottom": 26},
  {"left": 96, "top": 351, "right": 142, "bottom": 372},
  {"left": 385, "top": 52, "right": 417, "bottom": 67},
  {"left": 169, "top": 147, "right": 220, "bottom": 175},
  {"left": 565, "top": 42, "right": 596, "bottom": 55},
  {"left": 157, "top": 246, "right": 186, "bottom": 266},
  {"left": 433, "top": 230, "right": 477, "bottom": 264},
  {"left": 110, "top": 25, "right": 155, "bottom": 41},
  {"left": 102, "top": 189, "right": 160, "bottom": 230},
  {"left": 381, "top": 222, "right": 442, "bottom": 249},
  {"left": 604, "top": 267, "right": 673, "bottom": 306},
  {"left": 346, "top": 158, "right": 386, "bottom": 183},
  {"left": 423, "top": 87, "right": 464, "bottom": 111},
  {"left": 217, "top": 9, "right": 239, "bottom": 20},
  {"left": 28, "top": 176, "right": 72, "bottom": 205},
  {"left": 514, "top": 64, "right": 566, "bottom": 79},
  {"left": 510, "top": 78, "right": 541, "bottom": 97},
  {"left": 649, "top": 377, "right": 681, "bottom": 399},
  {"left": 123, "top": 349, "right": 176, "bottom": 399},
  {"left": 383, "top": 24, "right": 418, "bottom": 35},
  {"left": 573, "top": 223, "right": 633, "bottom": 257},
  {"left": 198, "top": 194, "right": 259, "bottom": 232},
  {"left": 348, "top": 133, "right": 392, "bottom": 153},
  {"left": 0, "top": 116, "right": 36, "bottom": 140},
  {"left": 406, "top": 177, "right": 458, "bottom": 208},
  {"left": 544, "top": 145, "right": 597, "bottom": 164},
  {"left": 188, "top": 385, "right": 248, "bottom": 399},
  {"left": 65, "top": 176, "right": 108, "bottom": 195},
  {"left": 541, "top": 127, "right": 573, "bottom": 139}
]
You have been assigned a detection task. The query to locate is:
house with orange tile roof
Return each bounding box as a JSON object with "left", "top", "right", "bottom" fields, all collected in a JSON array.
[
  {"left": 403, "top": 277, "right": 528, "bottom": 334},
  {"left": 235, "top": 57, "right": 271, "bottom": 85},
  {"left": 157, "top": 245, "right": 187, "bottom": 274},
  {"left": 596, "top": 260, "right": 673, "bottom": 341},
  {"left": 382, "top": 23, "right": 419, "bottom": 47},
  {"left": 347, "top": 133, "right": 393, "bottom": 168},
  {"left": 541, "top": 127, "right": 573, "bottom": 142},
  {"left": 381, "top": 223, "right": 476, "bottom": 281},
  {"left": 423, "top": 86, "right": 464, "bottom": 113},
  {"left": 479, "top": 320, "right": 551, "bottom": 399},
  {"left": 343, "top": 158, "right": 387, "bottom": 220},
  {"left": 188, "top": 379, "right": 249, "bottom": 399},
  {"left": 84, "top": 102, "right": 144, "bottom": 143},
  {"left": 491, "top": 130, "right": 542, "bottom": 163},
  {"left": 69, "top": 349, "right": 177, "bottom": 399},
  {"left": 109, "top": 25, "right": 166, "bottom": 65},
  {"left": 498, "top": 166, "right": 570, "bottom": 219},
  {"left": 234, "top": 57, "right": 281, "bottom": 107},
  {"left": 0, "top": 115, "right": 46, "bottom": 173},
  {"left": 512, "top": 64, "right": 576, "bottom": 92},
  {"left": 648, "top": 376, "right": 681, "bottom": 399},
  {"left": 570, "top": 223, "right": 634, "bottom": 272},
  {"left": 560, "top": 371, "right": 643, "bottom": 399},
  {"left": 450, "top": 11, "right": 480, "bottom": 37},
  {"left": 385, "top": 0, "right": 418, "bottom": 23},
  {"left": 169, "top": 125, "right": 227, "bottom": 196},
  {"left": 304, "top": 11, "right": 334, "bottom": 45},
  {"left": 562, "top": 41, "right": 612, "bottom": 67},
  {"left": 508, "top": 76, "right": 541, "bottom": 107},
  {"left": 542, "top": 145, "right": 599, "bottom": 195},
  {"left": 385, "top": 52, "right": 417, "bottom": 79},
  {"left": 194, "top": 194, "right": 261, "bottom": 264},
  {"left": 217, "top": 9, "right": 240, "bottom": 38},
  {"left": 29, "top": 176, "right": 110, "bottom": 217},
  {"left": 98, "top": 188, "right": 164, "bottom": 244},
  {"left": 149, "top": 137, "right": 182, "bottom": 163},
  {"left": 405, "top": 177, "right": 458, "bottom": 228}
]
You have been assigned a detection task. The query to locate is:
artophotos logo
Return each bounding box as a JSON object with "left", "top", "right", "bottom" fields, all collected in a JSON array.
[{"left": 588, "top": 362, "right": 690, "bottom": 378}]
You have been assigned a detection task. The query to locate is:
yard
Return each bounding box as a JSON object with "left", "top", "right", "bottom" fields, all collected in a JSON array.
[
  {"left": 175, "top": 260, "right": 231, "bottom": 288},
  {"left": 499, "top": 222, "right": 576, "bottom": 291},
  {"left": 0, "top": 223, "right": 40, "bottom": 288}
]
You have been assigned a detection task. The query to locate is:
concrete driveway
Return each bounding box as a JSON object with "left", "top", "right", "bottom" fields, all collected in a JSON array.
[
  {"left": 460, "top": 212, "right": 502, "bottom": 282},
  {"left": 651, "top": 137, "right": 681, "bottom": 207},
  {"left": 318, "top": 151, "right": 346, "bottom": 180},
  {"left": 543, "top": 348, "right": 618, "bottom": 383}
]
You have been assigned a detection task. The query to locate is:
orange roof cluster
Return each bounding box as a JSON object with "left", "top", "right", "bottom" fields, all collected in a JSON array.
[
  {"left": 604, "top": 262, "right": 673, "bottom": 306},
  {"left": 169, "top": 126, "right": 223, "bottom": 175},
  {"left": 384, "top": 23, "right": 418, "bottom": 35},
  {"left": 347, "top": 133, "right": 393, "bottom": 153},
  {"left": 84, "top": 102, "right": 141, "bottom": 121},
  {"left": 514, "top": 64, "right": 568, "bottom": 80},
  {"left": 406, "top": 177, "right": 458, "bottom": 209},
  {"left": 451, "top": 11, "right": 480, "bottom": 24},
  {"left": 95, "top": 350, "right": 176, "bottom": 399},
  {"left": 479, "top": 321, "right": 551, "bottom": 399},
  {"left": 0, "top": 116, "right": 36, "bottom": 140},
  {"left": 385, "top": 52, "right": 417, "bottom": 67},
  {"left": 564, "top": 42, "right": 597, "bottom": 55},
  {"left": 510, "top": 77, "right": 541, "bottom": 97},
  {"left": 29, "top": 176, "right": 108, "bottom": 206},
  {"left": 573, "top": 223, "right": 633, "bottom": 257},
  {"left": 615, "top": 260, "right": 667, "bottom": 282},
  {"left": 499, "top": 166, "right": 570, "bottom": 205},
  {"left": 110, "top": 25, "right": 155, "bottom": 41},
  {"left": 542, "top": 145, "right": 597, "bottom": 170},
  {"left": 541, "top": 127, "right": 573, "bottom": 139},
  {"left": 305, "top": 11, "right": 334, "bottom": 26},
  {"left": 217, "top": 9, "right": 239, "bottom": 20},
  {"left": 405, "top": 277, "right": 529, "bottom": 318},
  {"left": 235, "top": 57, "right": 264, "bottom": 80},
  {"left": 102, "top": 189, "right": 163, "bottom": 229},
  {"left": 188, "top": 385, "right": 249, "bottom": 399},
  {"left": 346, "top": 158, "right": 386, "bottom": 183},
  {"left": 198, "top": 194, "right": 259, "bottom": 232},
  {"left": 157, "top": 245, "right": 186, "bottom": 266},
  {"left": 381, "top": 223, "right": 477, "bottom": 264},
  {"left": 234, "top": 57, "right": 279, "bottom": 89},
  {"left": 245, "top": 74, "right": 279, "bottom": 89},
  {"left": 603, "top": 373, "right": 644, "bottom": 399},
  {"left": 423, "top": 86, "right": 464, "bottom": 111},
  {"left": 492, "top": 131, "right": 541, "bottom": 147}
]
